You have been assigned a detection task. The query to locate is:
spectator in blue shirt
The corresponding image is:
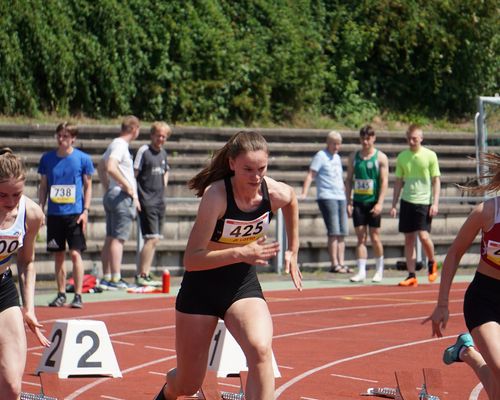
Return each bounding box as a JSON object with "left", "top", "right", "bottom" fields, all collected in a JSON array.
[{"left": 38, "top": 122, "right": 94, "bottom": 309}]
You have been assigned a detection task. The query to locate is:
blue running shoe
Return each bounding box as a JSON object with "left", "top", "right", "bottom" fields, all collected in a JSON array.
[
  {"left": 99, "top": 279, "right": 118, "bottom": 291},
  {"left": 443, "top": 333, "right": 474, "bottom": 365}
]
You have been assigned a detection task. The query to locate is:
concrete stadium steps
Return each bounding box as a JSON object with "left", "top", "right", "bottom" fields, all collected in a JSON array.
[
  {"left": 31, "top": 232, "right": 481, "bottom": 278},
  {"left": 1, "top": 123, "right": 484, "bottom": 277},
  {"left": 30, "top": 199, "right": 477, "bottom": 244}
]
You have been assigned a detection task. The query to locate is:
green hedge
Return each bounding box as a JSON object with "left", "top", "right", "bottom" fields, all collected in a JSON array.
[{"left": 0, "top": 0, "right": 498, "bottom": 124}]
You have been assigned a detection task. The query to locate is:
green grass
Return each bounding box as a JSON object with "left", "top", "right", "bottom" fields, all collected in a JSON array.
[{"left": 0, "top": 111, "right": 475, "bottom": 132}]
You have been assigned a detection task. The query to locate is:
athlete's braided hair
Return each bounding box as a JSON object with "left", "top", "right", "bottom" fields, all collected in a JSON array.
[
  {"left": 188, "top": 131, "right": 269, "bottom": 197},
  {"left": 0, "top": 147, "right": 25, "bottom": 183}
]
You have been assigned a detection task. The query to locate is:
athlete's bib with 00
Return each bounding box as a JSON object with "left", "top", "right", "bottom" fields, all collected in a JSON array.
[
  {"left": 354, "top": 179, "right": 374, "bottom": 196},
  {"left": 219, "top": 212, "right": 270, "bottom": 244},
  {"left": 486, "top": 240, "right": 500, "bottom": 266},
  {"left": 0, "top": 235, "right": 21, "bottom": 266},
  {"left": 50, "top": 184, "right": 76, "bottom": 204}
]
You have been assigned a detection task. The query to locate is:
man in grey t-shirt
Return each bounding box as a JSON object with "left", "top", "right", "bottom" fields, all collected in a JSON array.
[{"left": 133, "top": 122, "right": 172, "bottom": 286}]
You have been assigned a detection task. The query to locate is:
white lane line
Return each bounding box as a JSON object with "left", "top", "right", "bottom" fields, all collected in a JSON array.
[
  {"left": 275, "top": 335, "right": 458, "bottom": 397},
  {"left": 269, "top": 288, "right": 466, "bottom": 302},
  {"left": 469, "top": 382, "right": 484, "bottom": 400},
  {"left": 330, "top": 373, "right": 378, "bottom": 383},
  {"left": 274, "top": 313, "right": 463, "bottom": 339},
  {"left": 28, "top": 325, "right": 175, "bottom": 351},
  {"left": 21, "top": 380, "right": 41, "bottom": 387},
  {"left": 148, "top": 371, "right": 166, "bottom": 376},
  {"left": 110, "top": 340, "right": 134, "bottom": 346},
  {"left": 145, "top": 345, "right": 176, "bottom": 352},
  {"left": 272, "top": 298, "right": 464, "bottom": 318},
  {"left": 65, "top": 355, "right": 177, "bottom": 399},
  {"left": 100, "top": 396, "right": 124, "bottom": 400},
  {"left": 39, "top": 307, "right": 173, "bottom": 324}
]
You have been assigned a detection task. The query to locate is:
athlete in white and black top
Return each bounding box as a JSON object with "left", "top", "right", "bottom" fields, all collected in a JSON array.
[
  {"left": 0, "top": 148, "right": 50, "bottom": 399},
  {"left": 155, "top": 131, "right": 302, "bottom": 400}
]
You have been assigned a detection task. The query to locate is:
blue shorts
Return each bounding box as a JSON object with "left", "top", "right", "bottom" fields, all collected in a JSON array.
[
  {"left": 317, "top": 199, "right": 348, "bottom": 236},
  {"left": 103, "top": 190, "right": 136, "bottom": 241}
]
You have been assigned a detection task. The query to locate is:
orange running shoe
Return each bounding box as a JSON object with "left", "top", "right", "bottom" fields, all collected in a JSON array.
[
  {"left": 398, "top": 276, "right": 418, "bottom": 287},
  {"left": 428, "top": 260, "right": 438, "bottom": 282}
]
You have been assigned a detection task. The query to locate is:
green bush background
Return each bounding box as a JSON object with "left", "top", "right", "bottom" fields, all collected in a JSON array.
[{"left": 0, "top": 0, "right": 498, "bottom": 126}]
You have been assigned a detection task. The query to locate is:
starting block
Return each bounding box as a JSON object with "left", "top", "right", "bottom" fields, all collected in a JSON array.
[
  {"left": 36, "top": 319, "right": 122, "bottom": 378},
  {"left": 20, "top": 394, "right": 57, "bottom": 400},
  {"left": 207, "top": 320, "right": 280, "bottom": 378},
  {"left": 194, "top": 370, "right": 245, "bottom": 400},
  {"left": 361, "top": 368, "right": 444, "bottom": 400},
  {"left": 21, "top": 373, "right": 60, "bottom": 400}
]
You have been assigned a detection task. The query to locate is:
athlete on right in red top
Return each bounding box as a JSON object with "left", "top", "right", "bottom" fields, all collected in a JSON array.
[{"left": 424, "top": 153, "right": 500, "bottom": 400}]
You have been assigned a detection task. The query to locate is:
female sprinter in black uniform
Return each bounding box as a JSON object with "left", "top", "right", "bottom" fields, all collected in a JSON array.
[
  {"left": 0, "top": 148, "right": 50, "bottom": 399},
  {"left": 425, "top": 153, "right": 500, "bottom": 399},
  {"left": 155, "top": 131, "right": 302, "bottom": 400}
]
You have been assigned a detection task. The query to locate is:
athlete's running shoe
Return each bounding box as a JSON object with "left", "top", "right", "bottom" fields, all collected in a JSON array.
[
  {"left": 350, "top": 272, "right": 365, "bottom": 282},
  {"left": 443, "top": 333, "right": 474, "bottom": 365},
  {"left": 135, "top": 273, "right": 162, "bottom": 287},
  {"left": 428, "top": 260, "right": 438, "bottom": 282},
  {"left": 70, "top": 294, "right": 83, "bottom": 309},
  {"left": 372, "top": 270, "right": 384, "bottom": 282},
  {"left": 398, "top": 275, "right": 418, "bottom": 287},
  {"left": 109, "top": 278, "right": 130, "bottom": 289},
  {"left": 98, "top": 279, "right": 118, "bottom": 291},
  {"left": 48, "top": 292, "right": 66, "bottom": 307}
]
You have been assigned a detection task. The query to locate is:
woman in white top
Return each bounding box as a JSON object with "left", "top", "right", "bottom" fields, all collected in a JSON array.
[{"left": 0, "top": 148, "right": 50, "bottom": 399}]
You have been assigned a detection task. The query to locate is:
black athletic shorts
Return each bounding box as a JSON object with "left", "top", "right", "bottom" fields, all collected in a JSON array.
[
  {"left": 46, "top": 214, "right": 86, "bottom": 252},
  {"left": 463, "top": 271, "right": 500, "bottom": 332},
  {"left": 352, "top": 201, "right": 381, "bottom": 228},
  {"left": 176, "top": 263, "right": 265, "bottom": 319},
  {"left": 0, "top": 269, "right": 20, "bottom": 313},
  {"left": 138, "top": 203, "right": 165, "bottom": 238},
  {"left": 398, "top": 199, "right": 432, "bottom": 233}
]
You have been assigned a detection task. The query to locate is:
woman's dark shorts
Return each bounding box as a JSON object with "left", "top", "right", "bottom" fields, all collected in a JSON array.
[
  {"left": 463, "top": 271, "right": 500, "bottom": 332},
  {"left": 398, "top": 199, "right": 432, "bottom": 233},
  {"left": 176, "top": 263, "right": 265, "bottom": 319},
  {"left": 0, "top": 269, "right": 20, "bottom": 313}
]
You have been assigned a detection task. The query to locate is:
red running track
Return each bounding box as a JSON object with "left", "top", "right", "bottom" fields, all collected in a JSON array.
[{"left": 23, "top": 281, "right": 485, "bottom": 399}]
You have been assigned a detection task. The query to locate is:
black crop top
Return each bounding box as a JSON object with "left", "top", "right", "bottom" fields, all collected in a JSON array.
[{"left": 210, "top": 177, "right": 273, "bottom": 244}]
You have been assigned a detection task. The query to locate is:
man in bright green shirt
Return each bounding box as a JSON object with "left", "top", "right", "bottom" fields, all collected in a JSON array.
[{"left": 390, "top": 124, "right": 441, "bottom": 287}]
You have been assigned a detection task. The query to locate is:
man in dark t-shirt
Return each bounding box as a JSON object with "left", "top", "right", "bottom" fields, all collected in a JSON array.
[{"left": 133, "top": 122, "right": 172, "bottom": 286}]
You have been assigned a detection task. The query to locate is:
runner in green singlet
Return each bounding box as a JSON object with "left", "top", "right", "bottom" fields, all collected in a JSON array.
[{"left": 346, "top": 125, "right": 389, "bottom": 282}]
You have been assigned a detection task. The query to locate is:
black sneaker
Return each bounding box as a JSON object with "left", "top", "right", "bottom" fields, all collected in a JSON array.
[
  {"left": 70, "top": 294, "right": 83, "bottom": 309},
  {"left": 49, "top": 292, "right": 66, "bottom": 307}
]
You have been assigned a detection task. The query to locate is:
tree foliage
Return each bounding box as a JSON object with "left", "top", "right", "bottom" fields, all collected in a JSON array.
[{"left": 0, "top": 0, "right": 498, "bottom": 124}]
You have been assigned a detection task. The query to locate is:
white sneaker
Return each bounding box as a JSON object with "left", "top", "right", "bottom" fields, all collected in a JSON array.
[
  {"left": 372, "top": 270, "right": 384, "bottom": 282},
  {"left": 350, "top": 272, "right": 366, "bottom": 282}
]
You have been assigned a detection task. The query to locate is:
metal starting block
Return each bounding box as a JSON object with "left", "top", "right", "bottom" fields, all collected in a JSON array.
[
  {"left": 221, "top": 391, "right": 245, "bottom": 400},
  {"left": 362, "top": 368, "right": 443, "bottom": 400},
  {"left": 361, "top": 387, "right": 398, "bottom": 398},
  {"left": 20, "top": 393, "right": 57, "bottom": 400}
]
